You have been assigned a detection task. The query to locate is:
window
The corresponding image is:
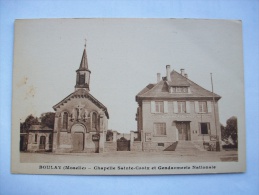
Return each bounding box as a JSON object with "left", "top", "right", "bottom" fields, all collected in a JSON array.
[
  {"left": 200, "top": 123, "right": 210, "bottom": 135},
  {"left": 155, "top": 101, "right": 164, "bottom": 113},
  {"left": 62, "top": 112, "right": 68, "bottom": 129},
  {"left": 79, "top": 74, "right": 85, "bottom": 85},
  {"left": 199, "top": 101, "right": 207, "bottom": 113},
  {"left": 178, "top": 101, "right": 186, "bottom": 113},
  {"left": 35, "top": 134, "right": 37, "bottom": 143},
  {"left": 92, "top": 112, "right": 98, "bottom": 130},
  {"left": 154, "top": 123, "right": 166, "bottom": 136},
  {"left": 171, "top": 87, "right": 188, "bottom": 93}
]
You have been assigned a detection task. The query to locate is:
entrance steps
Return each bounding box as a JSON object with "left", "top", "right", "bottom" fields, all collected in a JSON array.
[
  {"left": 191, "top": 141, "right": 207, "bottom": 152},
  {"left": 163, "top": 142, "right": 178, "bottom": 151},
  {"left": 175, "top": 141, "right": 205, "bottom": 152}
]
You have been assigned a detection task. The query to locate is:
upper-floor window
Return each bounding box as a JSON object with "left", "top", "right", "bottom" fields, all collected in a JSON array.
[
  {"left": 178, "top": 101, "right": 186, "bottom": 113},
  {"left": 151, "top": 101, "right": 168, "bottom": 113},
  {"left": 63, "top": 112, "right": 68, "bottom": 129},
  {"left": 173, "top": 101, "right": 190, "bottom": 113},
  {"left": 194, "top": 101, "right": 211, "bottom": 113},
  {"left": 35, "top": 134, "right": 37, "bottom": 143},
  {"left": 154, "top": 123, "right": 166, "bottom": 136},
  {"left": 170, "top": 87, "right": 188, "bottom": 93},
  {"left": 199, "top": 101, "right": 207, "bottom": 113},
  {"left": 155, "top": 101, "right": 164, "bottom": 113}
]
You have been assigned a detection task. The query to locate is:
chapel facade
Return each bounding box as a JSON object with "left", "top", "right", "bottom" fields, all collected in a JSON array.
[
  {"left": 135, "top": 65, "right": 221, "bottom": 151},
  {"left": 52, "top": 46, "right": 109, "bottom": 153}
]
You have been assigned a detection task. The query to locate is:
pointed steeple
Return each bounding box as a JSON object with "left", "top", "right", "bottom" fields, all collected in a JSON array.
[
  {"left": 75, "top": 42, "right": 91, "bottom": 91},
  {"left": 77, "top": 48, "right": 89, "bottom": 71}
]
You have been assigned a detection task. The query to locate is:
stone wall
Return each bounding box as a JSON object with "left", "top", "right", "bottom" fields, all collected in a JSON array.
[
  {"left": 143, "top": 142, "right": 174, "bottom": 152},
  {"left": 130, "top": 141, "right": 142, "bottom": 152},
  {"left": 104, "top": 141, "right": 117, "bottom": 152}
]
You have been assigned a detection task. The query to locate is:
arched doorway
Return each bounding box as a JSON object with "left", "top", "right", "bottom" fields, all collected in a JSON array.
[
  {"left": 71, "top": 124, "right": 86, "bottom": 152},
  {"left": 39, "top": 136, "right": 46, "bottom": 149}
]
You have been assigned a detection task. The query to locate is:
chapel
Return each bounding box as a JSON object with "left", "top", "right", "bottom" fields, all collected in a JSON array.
[{"left": 52, "top": 45, "right": 109, "bottom": 153}]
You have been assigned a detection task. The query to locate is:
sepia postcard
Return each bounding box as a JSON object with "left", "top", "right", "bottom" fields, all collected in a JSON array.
[{"left": 12, "top": 18, "right": 246, "bottom": 175}]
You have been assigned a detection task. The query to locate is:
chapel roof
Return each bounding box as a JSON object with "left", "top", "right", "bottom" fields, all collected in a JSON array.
[
  {"left": 136, "top": 70, "right": 221, "bottom": 101},
  {"left": 53, "top": 89, "right": 109, "bottom": 119}
]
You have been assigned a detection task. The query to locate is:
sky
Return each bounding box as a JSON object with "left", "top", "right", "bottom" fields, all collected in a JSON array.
[{"left": 13, "top": 18, "right": 245, "bottom": 133}]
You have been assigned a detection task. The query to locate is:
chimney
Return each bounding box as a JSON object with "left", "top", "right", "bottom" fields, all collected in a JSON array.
[
  {"left": 184, "top": 73, "right": 188, "bottom": 78},
  {"left": 166, "top": 65, "right": 171, "bottom": 81},
  {"left": 157, "top": 73, "right": 161, "bottom": 83},
  {"left": 180, "top": 69, "right": 185, "bottom": 76}
]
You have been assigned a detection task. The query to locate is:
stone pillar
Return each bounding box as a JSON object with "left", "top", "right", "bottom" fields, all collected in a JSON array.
[
  {"left": 45, "top": 134, "right": 49, "bottom": 150},
  {"left": 113, "top": 131, "right": 117, "bottom": 142},
  {"left": 141, "top": 130, "right": 144, "bottom": 151},
  {"left": 103, "top": 130, "right": 107, "bottom": 142},
  {"left": 99, "top": 113, "right": 104, "bottom": 132},
  {"left": 130, "top": 131, "right": 134, "bottom": 143},
  {"left": 140, "top": 130, "right": 144, "bottom": 142},
  {"left": 52, "top": 133, "right": 58, "bottom": 152},
  {"left": 173, "top": 122, "right": 178, "bottom": 141},
  {"left": 99, "top": 132, "right": 104, "bottom": 153}
]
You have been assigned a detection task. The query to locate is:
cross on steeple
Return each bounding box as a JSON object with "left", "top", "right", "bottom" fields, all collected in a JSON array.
[{"left": 84, "top": 38, "right": 87, "bottom": 48}]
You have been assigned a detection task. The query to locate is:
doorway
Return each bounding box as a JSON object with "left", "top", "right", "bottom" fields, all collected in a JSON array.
[
  {"left": 176, "top": 122, "right": 191, "bottom": 141},
  {"left": 39, "top": 136, "right": 46, "bottom": 149},
  {"left": 72, "top": 132, "right": 84, "bottom": 151}
]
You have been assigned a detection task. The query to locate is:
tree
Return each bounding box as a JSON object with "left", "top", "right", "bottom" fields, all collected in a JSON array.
[
  {"left": 20, "top": 114, "right": 40, "bottom": 133},
  {"left": 221, "top": 124, "right": 227, "bottom": 141},
  {"left": 41, "top": 112, "right": 55, "bottom": 129},
  {"left": 222, "top": 116, "right": 238, "bottom": 147},
  {"left": 106, "top": 130, "right": 113, "bottom": 141}
]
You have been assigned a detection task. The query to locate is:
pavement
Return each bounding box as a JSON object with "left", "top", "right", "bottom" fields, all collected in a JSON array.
[{"left": 20, "top": 150, "right": 238, "bottom": 163}]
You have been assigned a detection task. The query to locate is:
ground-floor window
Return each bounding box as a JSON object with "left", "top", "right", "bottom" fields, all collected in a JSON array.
[
  {"left": 154, "top": 123, "right": 166, "bottom": 136},
  {"left": 200, "top": 122, "right": 210, "bottom": 135}
]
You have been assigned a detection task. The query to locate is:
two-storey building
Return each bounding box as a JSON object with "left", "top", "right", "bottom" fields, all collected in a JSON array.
[{"left": 135, "top": 65, "right": 221, "bottom": 151}]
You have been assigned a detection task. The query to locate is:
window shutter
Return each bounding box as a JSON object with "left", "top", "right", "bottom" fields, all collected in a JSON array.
[
  {"left": 195, "top": 101, "right": 199, "bottom": 113},
  {"left": 207, "top": 101, "right": 212, "bottom": 113},
  {"left": 151, "top": 101, "right": 155, "bottom": 113},
  {"left": 173, "top": 101, "right": 178, "bottom": 113},
  {"left": 186, "top": 101, "right": 190, "bottom": 113},
  {"left": 164, "top": 101, "right": 168, "bottom": 113}
]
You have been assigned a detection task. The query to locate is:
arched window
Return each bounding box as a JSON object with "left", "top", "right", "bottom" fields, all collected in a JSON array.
[
  {"left": 92, "top": 112, "right": 98, "bottom": 131},
  {"left": 63, "top": 112, "right": 68, "bottom": 129}
]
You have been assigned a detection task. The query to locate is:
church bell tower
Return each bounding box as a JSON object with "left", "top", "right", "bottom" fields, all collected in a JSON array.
[{"left": 75, "top": 42, "right": 91, "bottom": 91}]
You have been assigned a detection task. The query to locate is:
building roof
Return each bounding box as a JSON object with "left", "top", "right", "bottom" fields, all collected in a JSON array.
[
  {"left": 53, "top": 89, "right": 109, "bottom": 119},
  {"left": 29, "top": 125, "right": 53, "bottom": 131},
  {"left": 136, "top": 70, "right": 221, "bottom": 101},
  {"left": 77, "top": 48, "right": 90, "bottom": 72}
]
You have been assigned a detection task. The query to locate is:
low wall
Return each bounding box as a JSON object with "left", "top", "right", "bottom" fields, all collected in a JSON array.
[
  {"left": 143, "top": 142, "right": 174, "bottom": 152},
  {"left": 104, "top": 141, "right": 117, "bottom": 152},
  {"left": 130, "top": 141, "right": 142, "bottom": 152}
]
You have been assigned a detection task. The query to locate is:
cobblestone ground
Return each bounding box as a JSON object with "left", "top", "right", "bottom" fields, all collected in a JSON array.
[{"left": 20, "top": 150, "right": 238, "bottom": 163}]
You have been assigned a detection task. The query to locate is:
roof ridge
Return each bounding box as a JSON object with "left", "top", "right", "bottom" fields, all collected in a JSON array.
[{"left": 175, "top": 71, "right": 221, "bottom": 98}]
